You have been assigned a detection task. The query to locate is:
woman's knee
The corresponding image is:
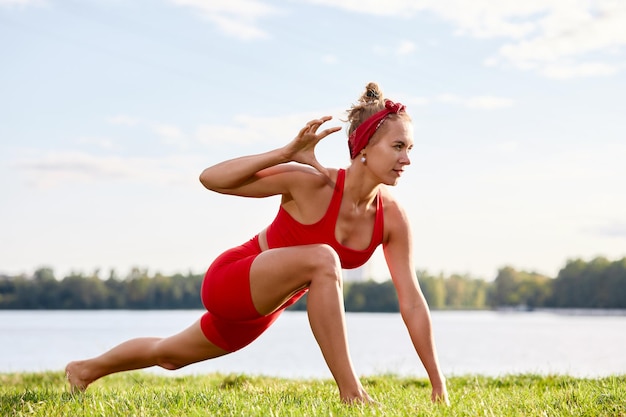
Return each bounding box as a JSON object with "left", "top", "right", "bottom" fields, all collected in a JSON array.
[
  {"left": 158, "top": 359, "right": 182, "bottom": 371},
  {"left": 308, "top": 244, "right": 342, "bottom": 281},
  {"left": 153, "top": 341, "right": 186, "bottom": 370}
]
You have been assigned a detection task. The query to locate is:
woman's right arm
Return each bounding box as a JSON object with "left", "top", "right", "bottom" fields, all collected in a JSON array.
[
  {"left": 199, "top": 116, "right": 340, "bottom": 198},
  {"left": 199, "top": 149, "right": 291, "bottom": 197}
]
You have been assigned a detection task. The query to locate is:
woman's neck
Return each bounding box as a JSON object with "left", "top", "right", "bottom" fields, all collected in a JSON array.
[{"left": 344, "top": 166, "right": 379, "bottom": 212}]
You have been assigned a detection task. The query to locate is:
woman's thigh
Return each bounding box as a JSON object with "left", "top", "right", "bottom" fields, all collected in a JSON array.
[{"left": 249, "top": 244, "right": 341, "bottom": 316}]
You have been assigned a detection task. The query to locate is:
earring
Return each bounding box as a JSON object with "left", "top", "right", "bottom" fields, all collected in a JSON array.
[{"left": 360, "top": 155, "right": 366, "bottom": 163}]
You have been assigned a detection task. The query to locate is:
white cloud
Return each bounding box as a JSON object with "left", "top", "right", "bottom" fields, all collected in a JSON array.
[
  {"left": 495, "top": 140, "right": 519, "bottom": 153},
  {"left": 106, "top": 116, "right": 188, "bottom": 148},
  {"left": 322, "top": 54, "right": 338, "bottom": 64},
  {"left": 151, "top": 123, "right": 188, "bottom": 149},
  {"left": 76, "top": 137, "right": 119, "bottom": 150},
  {"left": 108, "top": 115, "right": 140, "bottom": 127},
  {"left": 407, "top": 96, "right": 430, "bottom": 106},
  {"left": 430, "top": 1, "right": 543, "bottom": 39},
  {"left": 195, "top": 110, "right": 344, "bottom": 147},
  {"left": 173, "top": 0, "right": 624, "bottom": 77},
  {"left": 540, "top": 61, "right": 620, "bottom": 79},
  {"left": 14, "top": 151, "right": 200, "bottom": 188},
  {"left": 0, "top": 0, "right": 43, "bottom": 6},
  {"left": 151, "top": 124, "right": 184, "bottom": 141},
  {"left": 466, "top": 95, "right": 515, "bottom": 109},
  {"left": 305, "top": 0, "right": 626, "bottom": 79},
  {"left": 481, "top": 142, "right": 626, "bottom": 188},
  {"left": 205, "top": 13, "right": 270, "bottom": 40},
  {"left": 591, "top": 222, "right": 626, "bottom": 239},
  {"left": 372, "top": 40, "right": 417, "bottom": 58},
  {"left": 302, "top": 0, "right": 418, "bottom": 17},
  {"left": 491, "top": 4, "right": 626, "bottom": 75},
  {"left": 396, "top": 40, "right": 416, "bottom": 55},
  {"left": 439, "top": 0, "right": 626, "bottom": 78},
  {"left": 169, "top": 0, "right": 281, "bottom": 40},
  {"left": 436, "top": 93, "right": 464, "bottom": 105},
  {"left": 435, "top": 93, "right": 515, "bottom": 109},
  {"left": 304, "top": 0, "right": 544, "bottom": 37}
]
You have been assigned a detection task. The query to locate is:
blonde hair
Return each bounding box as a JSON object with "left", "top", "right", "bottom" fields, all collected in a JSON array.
[{"left": 345, "top": 82, "right": 410, "bottom": 138}]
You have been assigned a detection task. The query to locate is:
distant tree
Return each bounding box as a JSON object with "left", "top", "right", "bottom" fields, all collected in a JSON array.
[
  {"left": 445, "top": 274, "right": 467, "bottom": 308},
  {"left": 58, "top": 272, "right": 108, "bottom": 309},
  {"left": 441, "top": 274, "right": 488, "bottom": 309},
  {"left": 32, "top": 267, "right": 59, "bottom": 308},
  {"left": 344, "top": 282, "right": 367, "bottom": 311},
  {"left": 552, "top": 258, "right": 594, "bottom": 308},
  {"left": 105, "top": 270, "right": 125, "bottom": 308},
  {"left": 417, "top": 271, "right": 446, "bottom": 309},
  {"left": 605, "top": 258, "right": 626, "bottom": 308},
  {"left": 491, "top": 266, "right": 521, "bottom": 307},
  {"left": 490, "top": 266, "right": 551, "bottom": 308},
  {"left": 552, "top": 257, "right": 626, "bottom": 308},
  {"left": 176, "top": 272, "right": 203, "bottom": 309},
  {"left": 125, "top": 268, "right": 152, "bottom": 308},
  {"left": 0, "top": 274, "right": 20, "bottom": 308},
  {"left": 344, "top": 280, "right": 398, "bottom": 312},
  {"left": 517, "top": 271, "right": 552, "bottom": 308},
  {"left": 1, "top": 256, "right": 623, "bottom": 310}
]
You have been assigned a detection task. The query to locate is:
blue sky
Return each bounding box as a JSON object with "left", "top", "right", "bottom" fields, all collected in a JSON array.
[{"left": 2, "top": 0, "right": 625, "bottom": 281}]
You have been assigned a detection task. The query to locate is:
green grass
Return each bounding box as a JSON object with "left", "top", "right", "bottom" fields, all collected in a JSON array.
[{"left": 1, "top": 372, "right": 625, "bottom": 416}]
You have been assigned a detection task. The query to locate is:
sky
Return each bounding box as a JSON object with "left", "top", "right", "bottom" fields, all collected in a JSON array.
[{"left": 1, "top": 0, "right": 625, "bottom": 282}]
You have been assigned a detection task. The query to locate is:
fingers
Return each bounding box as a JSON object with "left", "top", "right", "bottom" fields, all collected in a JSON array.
[
  {"left": 297, "top": 116, "right": 329, "bottom": 135},
  {"left": 306, "top": 115, "right": 333, "bottom": 126},
  {"left": 318, "top": 126, "right": 342, "bottom": 138},
  {"left": 304, "top": 116, "right": 335, "bottom": 134},
  {"left": 431, "top": 391, "right": 450, "bottom": 405},
  {"left": 302, "top": 118, "right": 341, "bottom": 144},
  {"left": 291, "top": 116, "right": 338, "bottom": 177}
]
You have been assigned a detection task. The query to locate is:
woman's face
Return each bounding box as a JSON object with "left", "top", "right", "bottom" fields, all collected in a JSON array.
[{"left": 363, "top": 118, "right": 413, "bottom": 186}]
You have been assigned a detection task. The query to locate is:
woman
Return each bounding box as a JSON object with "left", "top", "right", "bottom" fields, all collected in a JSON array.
[{"left": 65, "top": 82, "right": 449, "bottom": 405}]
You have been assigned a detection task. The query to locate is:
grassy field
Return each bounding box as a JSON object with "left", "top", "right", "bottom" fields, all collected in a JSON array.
[{"left": 1, "top": 372, "right": 625, "bottom": 416}]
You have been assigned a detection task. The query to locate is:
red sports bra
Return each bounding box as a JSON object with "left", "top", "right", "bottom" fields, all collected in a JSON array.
[{"left": 265, "top": 169, "right": 384, "bottom": 269}]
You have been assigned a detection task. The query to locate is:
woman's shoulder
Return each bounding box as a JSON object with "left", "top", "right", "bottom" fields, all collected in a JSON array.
[
  {"left": 270, "top": 165, "right": 340, "bottom": 200},
  {"left": 379, "top": 186, "right": 403, "bottom": 211},
  {"left": 282, "top": 165, "right": 340, "bottom": 187},
  {"left": 278, "top": 166, "right": 340, "bottom": 221},
  {"left": 379, "top": 186, "right": 410, "bottom": 226},
  {"left": 271, "top": 164, "right": 337, "bottom": 177}
]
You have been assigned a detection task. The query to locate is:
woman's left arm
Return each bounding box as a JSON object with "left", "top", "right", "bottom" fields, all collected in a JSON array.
[{"left": 382, "top": 199, "right": 449, "bottom": 404}]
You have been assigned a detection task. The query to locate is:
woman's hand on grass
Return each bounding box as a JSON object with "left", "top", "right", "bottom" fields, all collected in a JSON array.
[{"left": 431, "top": 385, "right": 450, "bottom": 405}]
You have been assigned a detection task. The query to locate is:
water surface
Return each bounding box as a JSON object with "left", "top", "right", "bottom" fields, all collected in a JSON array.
[{"left": 1, "top": 310, "right": 624, "bottom": 378}]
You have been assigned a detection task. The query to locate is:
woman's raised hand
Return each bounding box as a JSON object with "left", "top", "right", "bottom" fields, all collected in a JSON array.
[{"left": 283, "top": 116, "right": 341, "bottom": 177}]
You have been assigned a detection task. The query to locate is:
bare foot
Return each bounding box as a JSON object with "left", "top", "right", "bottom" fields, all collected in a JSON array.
[
  {"left": 340, "top": 389, "right": 379, "bottom": 406},
  {"left": 65, "top": 361, "right": 91, "bottom": 394}
]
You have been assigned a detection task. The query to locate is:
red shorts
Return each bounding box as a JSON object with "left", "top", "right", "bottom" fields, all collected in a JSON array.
[{"left": 200, "top": 236, "right": 306, "bottom": 352}]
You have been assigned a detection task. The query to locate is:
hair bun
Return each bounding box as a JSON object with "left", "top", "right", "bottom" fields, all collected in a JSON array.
[
  {"left": 366, "top": 88, "right": 379, "bottom": 99},
  {"left": 361, "top": 82, "right": 383, "bottom": 103}
]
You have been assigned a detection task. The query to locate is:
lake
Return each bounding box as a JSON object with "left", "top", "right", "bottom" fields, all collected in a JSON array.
[{"left": 1, "top": 310, "right": 625, "bottom": 378}]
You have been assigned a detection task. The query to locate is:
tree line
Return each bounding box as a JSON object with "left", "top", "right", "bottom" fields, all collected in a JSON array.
[
  {"left": 419, "top": 256, "right": 626, "bottom": 310},
  {"left": 1, "top": 257, "right": 625, "bottom": 311}
]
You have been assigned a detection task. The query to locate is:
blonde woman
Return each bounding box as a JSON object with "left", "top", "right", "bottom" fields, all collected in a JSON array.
[{"left": 66, "top": 82, "right": 449, "bottom": 405}]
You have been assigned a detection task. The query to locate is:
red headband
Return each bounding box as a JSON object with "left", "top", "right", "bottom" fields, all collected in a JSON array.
[{"left": 348, "top": 99, "right": 406, "bottom": 160}]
